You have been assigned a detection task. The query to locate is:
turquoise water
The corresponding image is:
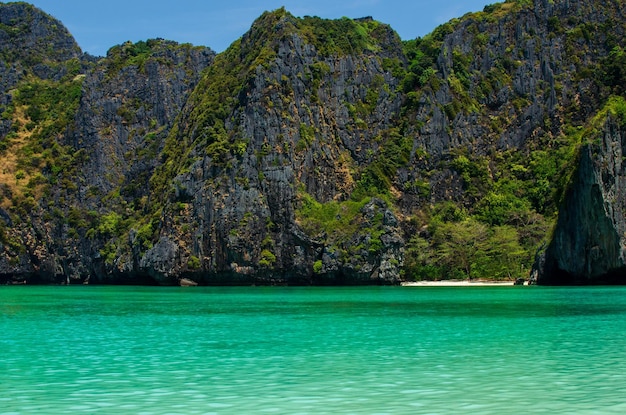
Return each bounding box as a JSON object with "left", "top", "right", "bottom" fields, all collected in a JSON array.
[{"left": 1, "top": 286, "right": 626, "bottom": 414}]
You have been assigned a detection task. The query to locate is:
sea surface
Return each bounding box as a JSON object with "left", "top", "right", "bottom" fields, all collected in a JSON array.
[{"left": 1, "top": 285, "right": 626, "bottom": 414}]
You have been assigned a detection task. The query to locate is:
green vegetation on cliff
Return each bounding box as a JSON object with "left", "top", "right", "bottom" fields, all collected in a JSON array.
[{"left": 0, "top": 71, "right": 85, "bottom": 214}]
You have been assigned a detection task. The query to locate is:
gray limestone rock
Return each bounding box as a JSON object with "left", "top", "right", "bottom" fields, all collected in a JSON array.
[{"left": 536, "top": 116, "right": 626, "bottom": 284}]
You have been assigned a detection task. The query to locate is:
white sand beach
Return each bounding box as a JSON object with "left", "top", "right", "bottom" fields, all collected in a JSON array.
[{"left": 401, "top": 280, "right": 516, "bottom": 286}]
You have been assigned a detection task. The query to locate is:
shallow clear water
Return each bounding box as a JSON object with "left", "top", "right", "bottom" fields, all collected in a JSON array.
[{"left": 1, "top": 285, "right": 626, "bottom": 414}]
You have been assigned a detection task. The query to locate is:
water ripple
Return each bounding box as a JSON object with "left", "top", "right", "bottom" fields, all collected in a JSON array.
[{"left": 2, "top": 286, "right": 626, "bottom": 414}]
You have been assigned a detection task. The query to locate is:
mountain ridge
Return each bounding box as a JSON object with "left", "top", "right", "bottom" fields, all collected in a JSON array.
[{"left": 1, "top": 0, "right": 625, "bottom": 285}]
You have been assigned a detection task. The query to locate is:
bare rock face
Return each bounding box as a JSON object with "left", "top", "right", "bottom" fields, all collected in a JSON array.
[
  {"left": 139, "top": 237, "right": 180, "bottom": 285},
  {"left": 68, "top": 40, "right": 214, "bottom": 196},
  {"left": 535, "top": 116, "right": 626, "bottom": 284}
]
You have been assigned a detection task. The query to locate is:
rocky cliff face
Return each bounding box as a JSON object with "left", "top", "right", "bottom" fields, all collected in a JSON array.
[
  {"left": 135, "top": 11, "right": 406, "bottom": 285},
  {"left": 400, "top": 0, "right": 621, "bottom": 204},
  {"left": 0, "top": 6, "right": 214, "bottom": 284},
  {"left": 1, "top": 1, "right": 626, "bottom": 285},
  {"left": 69, "top": 41, "right": 214, "bottom": 196},
  {"left": 0, "top": 2, "right": 84, "bottom": 139},
  {"left": 534, "top": 109, "right": 626, "bottom": 284},
  {"left": 53, "top": 40, "right": 214, "bottom": 284}
]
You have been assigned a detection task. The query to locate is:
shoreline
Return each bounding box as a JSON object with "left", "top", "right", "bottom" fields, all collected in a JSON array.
[{"left": 401, "top": 280, "right": 517, "bottom": 287}]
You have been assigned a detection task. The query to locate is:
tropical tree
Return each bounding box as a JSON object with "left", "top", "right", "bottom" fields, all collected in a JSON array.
[{"left": 432, "top": 218, "right": 488, "bottom": 280}]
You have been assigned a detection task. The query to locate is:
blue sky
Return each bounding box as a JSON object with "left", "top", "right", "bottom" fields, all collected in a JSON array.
[{"left": 25, "top": 0, "right": 494, "bottom": 56}]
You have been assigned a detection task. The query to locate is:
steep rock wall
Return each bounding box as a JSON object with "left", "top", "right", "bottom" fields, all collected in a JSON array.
[
  {"left": 137, "top": 13, "right": 406, "bottom": 285},
  {"left": 0, "top": 2, "right": 84, "bottom": 140},
  {"left": 536, "top": 115, "right": 626, "bottom": 284},
  {"left": 398, "top": 0, "right": 622, "bottom": 210}
]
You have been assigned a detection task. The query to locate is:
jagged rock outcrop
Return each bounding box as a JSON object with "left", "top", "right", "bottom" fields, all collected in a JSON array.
[
  {"left": 399, "top": 0, "right": 622, "bottom": 210},
  {"left": 534, "top": 114, "right": 626, "bottom": 284},
  {"left": 68, "top": 40, "right": 214, "bottom": 196},
  {"left": 0, "top": 6, "right": 214, "bottom": 284},
  {"left": 136, "top": 10, "right": 406, "bottom": 285},
  {"left": 57, "top": 41, "right": 213, "bottom": 284}
]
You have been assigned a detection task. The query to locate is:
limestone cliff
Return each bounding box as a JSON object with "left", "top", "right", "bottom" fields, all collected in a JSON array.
[
  {"left": 535, "top": 106, "right": 626, "bottom": 284},
  {"left": 0, "top": 2, "right": 84, "bottom": 140},
  {"left": 1, "top": 0, "right": 626, "bottom": 285},
  {"left": 135, "top": 10, "right": 406, "bottom": 285}
]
